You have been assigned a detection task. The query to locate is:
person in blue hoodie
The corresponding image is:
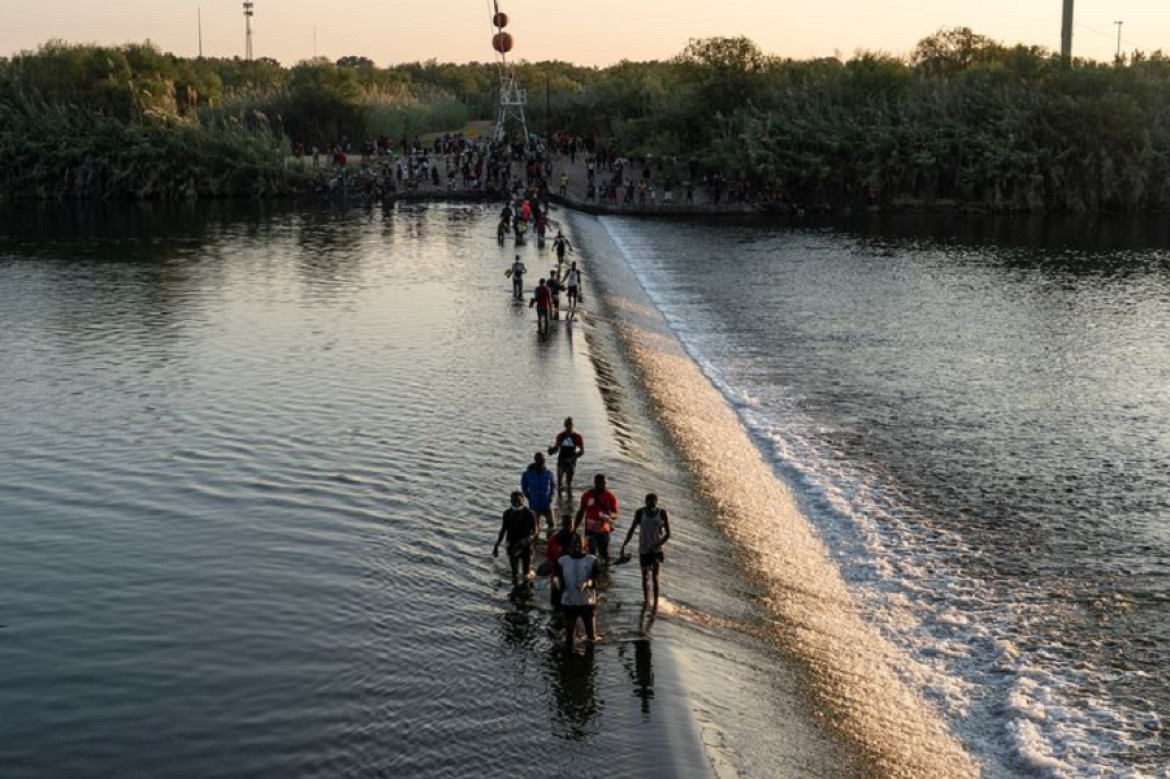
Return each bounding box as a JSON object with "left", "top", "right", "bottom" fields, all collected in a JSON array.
[{"left": 521, "top": 451, "right": 557, "bottom": 533}]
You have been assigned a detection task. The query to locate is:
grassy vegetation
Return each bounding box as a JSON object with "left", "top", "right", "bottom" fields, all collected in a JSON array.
[{"left": 5, "top": 30, "right": 1170, "bottom": 208}]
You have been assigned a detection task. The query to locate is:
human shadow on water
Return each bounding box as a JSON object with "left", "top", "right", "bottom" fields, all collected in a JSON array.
[
  {"left": 620, "top": 610, "right": 657, "bottom": 717},
  {"left": 497, "top": 583, "right": 542, "bottom": 652},
  {"left": 545, "top": 645, "right": 604, "bottom": 741}
]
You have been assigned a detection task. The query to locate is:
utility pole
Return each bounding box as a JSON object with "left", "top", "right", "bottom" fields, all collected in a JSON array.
[
  {"left": 1060, "top": 0, "right": 1074, "bottom": 65},
  {"left": 243, "top": 1, "right": 254, "bottom": 61},
  {"left": 198, "top": 7, "right": 203, "bottom": 58},
  {"left": 313, "top": 26, "right": 317, "bottom": 58},
  {"left": 1115, "top": 20, "right": 1123, "bottom": 61}
]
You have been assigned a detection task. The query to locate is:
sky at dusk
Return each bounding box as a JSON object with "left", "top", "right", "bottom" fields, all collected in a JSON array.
[{"left": 1, "top": 0, "right": 1165, "bottom": 65}]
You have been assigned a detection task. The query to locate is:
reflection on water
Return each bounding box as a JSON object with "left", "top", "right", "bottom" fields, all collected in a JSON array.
[
  {"left": 622, "top": 638, "right": 656, "bottom": 716},
  {"left": 0, "top": 201, "right": 719, "bottom": 779},
  {"left": 547, "top": 646, "right": 603, "bottom": 741},
  {"left": 499, "top": 585, "right": 542, "bottom": 652}
]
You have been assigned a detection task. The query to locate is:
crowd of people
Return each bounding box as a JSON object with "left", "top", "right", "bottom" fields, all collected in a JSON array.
[
  {"left": 294, "top": 131, "right": 554, "bottom": 201},
  {"left": 494, "top": 420, "right": 672, "bottom": 651},
  {"left": 491, "top": 166, "right": 673, "bottom": 650},
  {"left": 293, "top": 129, "right": 806, "bottom": 210}
]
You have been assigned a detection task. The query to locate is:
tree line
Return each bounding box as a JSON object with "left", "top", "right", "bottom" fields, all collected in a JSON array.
[{"left": 4, "top": 29, "right": 1170, "bottom": 208}]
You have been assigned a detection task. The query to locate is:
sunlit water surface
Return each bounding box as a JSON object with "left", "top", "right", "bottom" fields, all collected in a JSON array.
[
  {"left": 0, "top": 203, "right": 850, "bottom": 779},
  {"left": 595, "top": 214, "right": 1170, "bottom": 777}
]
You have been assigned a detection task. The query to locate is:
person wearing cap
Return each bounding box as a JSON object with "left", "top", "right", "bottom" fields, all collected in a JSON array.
[
  {"left": 555, "top": 533, "right": 600, "bottom": 649},
  {"left": 521, "top": 452, "right": 557, "bottom": 532},
  {"left": 574, "top": 473, "right": 619, "bottom": 563},
  {"left": 492, "top": 491, "right": 538, "bottom": 585}
]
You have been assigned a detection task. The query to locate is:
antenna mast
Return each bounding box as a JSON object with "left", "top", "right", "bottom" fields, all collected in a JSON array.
[
  {"left": 243, "top": 1, "right": 255, "bottom": 61},
  {"left": 489, "top": 1, "right": 528, "bottom": 143}
]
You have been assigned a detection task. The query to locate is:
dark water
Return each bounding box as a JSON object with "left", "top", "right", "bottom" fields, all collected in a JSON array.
[
  {"left": 597, "top": 214, "right": 1170, "bottom": 776},
  {"left": 0, "top": 203, "right": 853, "bottom": 778}
]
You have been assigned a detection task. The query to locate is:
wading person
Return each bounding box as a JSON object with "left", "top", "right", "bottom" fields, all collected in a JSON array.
[
  {"left": 553, "top": 231, "right": 573, "bottom": 264},
  {"left": 549, "top": 417, "right": 584, "bottom": 496},
  {"left": 564, "top": 262, "right": 582, "bottom": 319},
  {"left": 492, "top": 491, "right": 539, "bottom": 585},
  {"left": 521, "top": 452, "right": 557, "bottom": 532},
  {"left": 545, "top": 517, "right": 576, "bottom": 612},
  {"left": 555, "top": 533, "right": 600, "bottom": 649},
  {"left": 620, "top": 493, "right": 672, "bottom": 609},
  {"left": 547, "top": 269, "right": 563, "bottom": 320},
  {"left": 529, "top": 278, "right": 552, "bottom": 333},
  {"left": 575, "top": 473, "right": 619, "bottom": 564},
  {"left": 510, "top": 255, "right": 527, "bottom": 299}
]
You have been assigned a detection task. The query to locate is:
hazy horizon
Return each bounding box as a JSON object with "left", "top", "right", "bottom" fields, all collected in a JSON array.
[{"left": 1, "top": 0, "right": 1166, "bottom": 66}]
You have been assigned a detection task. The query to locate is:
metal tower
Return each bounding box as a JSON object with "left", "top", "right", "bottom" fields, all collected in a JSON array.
[
  {"left": 243, "top": 1, "right": 255, "bottom": 61},
  {"left": 1060, "top": 0, "right": 1073, "bottom": 64},
  {"left": 489, "top": 2, "right": 528, "bottom": 143}
]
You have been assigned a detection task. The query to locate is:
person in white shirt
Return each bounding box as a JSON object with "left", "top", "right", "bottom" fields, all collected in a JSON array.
[
  {"left": 564, "top": 261, "right": 582, "bottom": 319},
  {"left": 555, "top": 533, "right": 600, "bottom": 649},
  {"left": 510, "top": 255, "right": 527, "bottom": 299}
]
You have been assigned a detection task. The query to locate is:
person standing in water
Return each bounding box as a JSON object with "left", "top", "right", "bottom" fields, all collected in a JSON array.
[
  {"left": 529, "top": 278, "right": 551, "bottom": 333},
  {"left": 492, "top": 491, "right": 539, "bottom": 585},
  {"left": 555, "top": 532, "right": 600, "bottom": 649},
  {"left": 521, "top": 452, "right": 557, "bottom": 532},
  {"left": 544, "top": 517, "right": 576, "bottom": 612},
  {"left": 620, "top": 493, "right": 672, "bottom": 609},
  {"left": 575, "top": 473, "right": 619, "bottom": 563},
  {"left": 510, "top": 255, "right": 527, "bottom": 300},
  {"left": 553, "top": 231, "right": 572, "bottom": 265},
  {"left": 564, "top": 261, "right": 582, "bottom": 319},
  {"left": 549, "top": 417, "right": 584, "bottom": 496}
]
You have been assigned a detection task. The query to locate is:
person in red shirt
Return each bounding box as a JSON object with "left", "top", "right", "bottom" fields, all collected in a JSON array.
[
  {"left": 548, "top": 416, "right": 584, "bottom": 496},
  {"left": 544, "top": 517, "right": 576, "bottom": 611},
  {"left": 574, "top": 473, "right": 619, "bottom": 563},
  {"left": 529, "top": 277, "right": 551, "bottom": 333}
]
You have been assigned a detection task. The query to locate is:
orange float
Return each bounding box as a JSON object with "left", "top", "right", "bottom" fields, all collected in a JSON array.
[{"left": 492, "top": 32, "right": 514, "bottom": 53}]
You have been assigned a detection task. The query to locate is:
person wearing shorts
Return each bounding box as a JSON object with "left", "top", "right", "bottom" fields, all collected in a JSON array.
[
  {"left": 529, "top": 278, "right": 551, "bottom": 333},
  {"left": 556, "top": 533, "right": 599, "bottom": 649},
  {"left": 564, "top": 262, "right": 582, "bottom": 318},
  {"left": 575, "top": 473, "right": 618, "bottom": 563},
  {"left": 549, "top": 417, "right": 584, "bottom": 495},
  {"left": 492, "top": 491, "right": 538, "bottom": 584},
  {"left": 620, "top": 493, "right": 672, "bottom": 609},
  {"left": 553, "top": 231, "right": 572, "bottom": 265}
]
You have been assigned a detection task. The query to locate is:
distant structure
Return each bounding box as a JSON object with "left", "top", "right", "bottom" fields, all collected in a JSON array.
[
  {"left": 489, "top": 1, "right": 528, "bottom": 142},
  {"left": 1060, "top": 0, "right": 1073, "bottom": 64},
  {"left": 243, "top": 1, "right": 255, "bottom": 61}
]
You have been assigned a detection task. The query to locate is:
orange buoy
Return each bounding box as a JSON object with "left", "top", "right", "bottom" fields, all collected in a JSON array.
[
  {"left": 492, "top": 12, "right": 509, "bottom": 28},
  {"left": 492, "top": 32, "right": 514, "bottom": 53}
]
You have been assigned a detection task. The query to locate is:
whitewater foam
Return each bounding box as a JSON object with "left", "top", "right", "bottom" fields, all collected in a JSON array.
[{"left": 595, "top": 216, "right": 1164, "bottom": 778}]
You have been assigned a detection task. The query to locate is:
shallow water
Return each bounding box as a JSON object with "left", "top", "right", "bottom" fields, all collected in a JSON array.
[
  {"left": 594, "top": 213, "right": 1170, "bottom": 777},
  {"left": 0, "top": 202, "right": 852, "bottom": 778}
]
